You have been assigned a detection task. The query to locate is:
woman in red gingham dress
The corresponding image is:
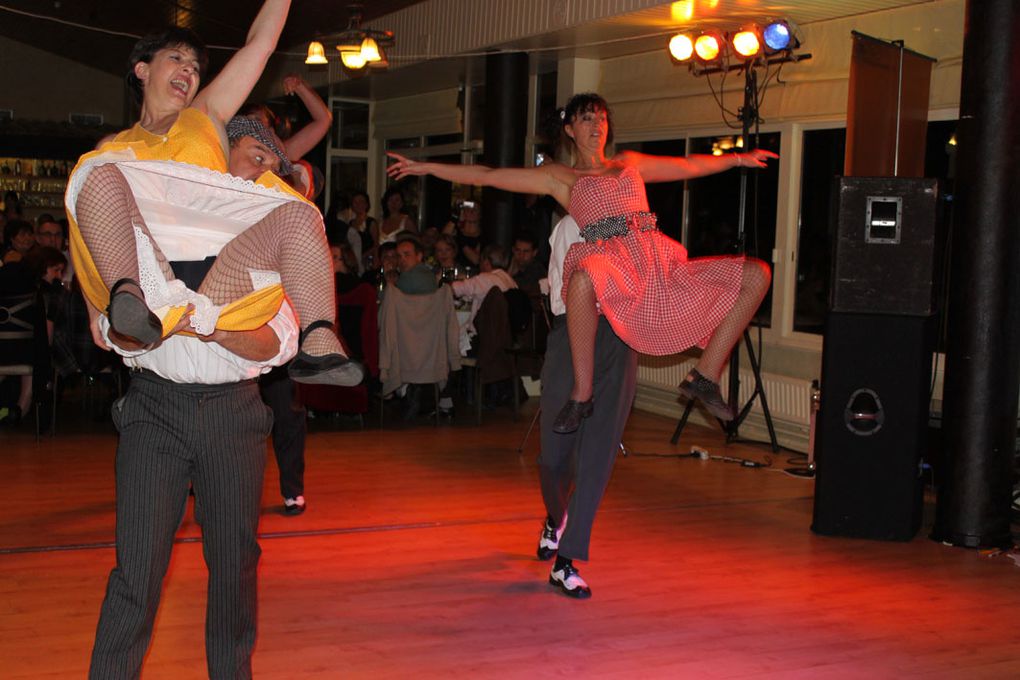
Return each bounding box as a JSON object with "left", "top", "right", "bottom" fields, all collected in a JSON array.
[{"left": 388, "top": 93, "right": 775, "bottom": 433}]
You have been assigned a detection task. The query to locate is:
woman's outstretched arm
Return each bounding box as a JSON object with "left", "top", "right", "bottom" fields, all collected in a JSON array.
[
  {"left": 387, "top": 152, "right": 572, "bottom": 209},
  {"left": 193, "top": 0, "right": 291, "bottom": 125},
  {"left": 617, "top": 148, "right": 778, "bottom": 184}
]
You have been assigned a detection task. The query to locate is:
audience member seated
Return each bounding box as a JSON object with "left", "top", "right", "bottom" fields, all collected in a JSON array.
[
  {"left": 451, "top": 243, "right": 518, "bottom": 333},
  {"left": 346, "top": 191, "right": 377, "bottom": 272},
  {"left": 376, "top": 186, "right": 417, "bottom": 246},
  {"left": 28, "top": 247, "right": 69, "bottom": 344},
  {"left": 34, "top": 216, "right": 72, "bottom": 284},
  {"left": 509, "top": 230, "right": 547, "bottom": 293},
  {"left": 455, "top": 204, "right": 484, "bottom": 267},
  {"left": 433, "top": 234, "right": 464, "bottom": 283},
  {"left": 331, "top": 242, "right": 362, "bottom": 294},
  {"left": 420, "top": 226, "right": 440, "bottom": 263},
  {"left": 389, "top": 235, "right": 437, "bottom": 296},
  {"left": 2, "top": 219, "right": 35, "bottom": 265},
  {"left": 362, "top": 241, "right": 399, "bottom": 288}
]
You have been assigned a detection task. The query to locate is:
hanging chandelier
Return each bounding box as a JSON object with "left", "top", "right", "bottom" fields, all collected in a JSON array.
[{"left": 306, "top": 2, "right": 394, "bottom": 73}]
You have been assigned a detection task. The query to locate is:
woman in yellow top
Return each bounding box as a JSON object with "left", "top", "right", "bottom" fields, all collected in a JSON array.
[{"left": 68, "top": 0, "right": 361, "bottom": 386}]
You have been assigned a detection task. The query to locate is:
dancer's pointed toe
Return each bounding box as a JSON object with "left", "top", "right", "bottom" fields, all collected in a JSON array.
[{"left": 679, "top": 369, "right": 735, "bottom": 421}]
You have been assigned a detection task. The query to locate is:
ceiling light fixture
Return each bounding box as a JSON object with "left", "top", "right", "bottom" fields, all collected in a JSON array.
[{"left": 305, "top": 3, "right": 394, "bottom": 73}]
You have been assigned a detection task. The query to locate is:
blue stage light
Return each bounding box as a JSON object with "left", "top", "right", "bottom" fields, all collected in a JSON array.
[{"left": 763, "top": 22, "right": 792, "bottom": 51}]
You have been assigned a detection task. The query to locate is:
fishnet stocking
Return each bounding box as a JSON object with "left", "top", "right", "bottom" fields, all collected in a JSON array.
[
  {"left": 694, "top": 257, "right": 771, "bottom": 382},
  {"left": 565, "top": 270, "right": 599, "bottom": 403},
  {"left": 76, "top": 164, "right": 175, "bottom": 288},
  {"left": 198, "top": 201, "right": 344, "bottom": 357}
]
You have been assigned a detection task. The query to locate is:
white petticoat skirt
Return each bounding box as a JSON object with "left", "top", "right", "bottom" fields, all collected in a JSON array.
[{"left": 66, "top": 154, "right": 303, "bottom": 334}]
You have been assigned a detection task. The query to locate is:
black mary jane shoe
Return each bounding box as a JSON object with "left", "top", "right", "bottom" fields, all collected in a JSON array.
[
  {"left": 107, "top": 278, "right": 162, "bottom": 345},
  {"left": 552, "top": 398, "right": 594, "bottom": 434},
  {"left": 288, "top": 320, "right": 366, "bottom": 387},
  {"left": 678, "top": 369, "right": 735, "bottom": 421}
]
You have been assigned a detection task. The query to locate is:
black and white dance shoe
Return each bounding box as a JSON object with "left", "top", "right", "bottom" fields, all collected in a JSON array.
[
  {"left": 283, "top": 496, "right": 306, "bottom": 515},
  {"left": 678, "top": 369, "right": 735, "bottom": 421},
  {"left": 107, "top": 278, "right": 162, "bottom": 345},
  {"left": 549, "top": 560, "right": 592, "bottom": 599},
  {"left": 551, "top": 398, "right": 593, "bottom": 434},
  {"left": 289, "top": 320, "right": 366, "bottom": 387},
  {"left": 537, "top": 516, "right": 565, "bottom": 561}
]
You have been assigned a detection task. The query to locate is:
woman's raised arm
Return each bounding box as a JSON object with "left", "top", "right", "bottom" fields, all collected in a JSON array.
[
  {"left": 193, "top": 0, "right": 291, "bottom": 125},
  {"left": 280, "top": 73, "right": 332, "bottom": 161}
]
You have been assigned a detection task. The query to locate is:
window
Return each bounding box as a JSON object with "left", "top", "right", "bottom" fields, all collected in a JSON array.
[
  {"left": 384, "top": 137, "right": 421, "bottom": 151},
  {"left": 615, "top": 139, "right": 687, "bottom": 242},
  {"left": 331, "top": 100, "right": 368, "bottom": 150},
  {"left": 326, "top": 97, "right": 370, "bottom": 218},
  {"left": 687, "top": 132, "right": 781, "bottom": 325},
  {"left": 794, "top": 128, "right": 845, "bottom": 334},
  {"left": 792, "top": 121, "right": 955, "bottom": 336}
]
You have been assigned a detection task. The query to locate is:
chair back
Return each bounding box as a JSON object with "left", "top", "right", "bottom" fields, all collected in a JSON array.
[
  {"left": 504, "top": 288, "right": 533, "bottom": 340},
  {"left": 378, "top": 285, "right": 461, "bottom": 396},
  {"left": 471, "top": 286, "right": 513, "bottom": 385},
  {"left": 296, "top": 282, "right": 378, "bottom": 415},
  {"left": 0, "top": 291, "right": 45, "bottom": 376},
  {"left": 338, "top": 282, "right": 379, "bottom": 376}
]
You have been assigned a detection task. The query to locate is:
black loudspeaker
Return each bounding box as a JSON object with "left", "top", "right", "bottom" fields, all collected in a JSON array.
[
  {"left": 811, "top": 313, "right": 933, "bottom": 540},
  {"left": 830, "top": 177, "right": 939, "bottom": 316},
  {"left": 813, "top": 177, "right": 938, "bottom": 541}
]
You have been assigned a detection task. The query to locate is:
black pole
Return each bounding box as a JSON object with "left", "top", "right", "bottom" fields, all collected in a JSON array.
[
  {"left": 481, "top": 52, "right": 529, "bottom": 250},
  {"left": 932, "top": 0, "right": 1020, "bottom": 548},
  {"left": 726, "top": 67, "right": 757, "bottom": 420},
  {"left": 672, "top": 63, "right": 777, "bottom": 451}
]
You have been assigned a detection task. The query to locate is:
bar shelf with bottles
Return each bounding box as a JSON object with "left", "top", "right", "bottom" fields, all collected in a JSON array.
[{"left": 0, "top": 156, "right": 71, "bottom": 211}]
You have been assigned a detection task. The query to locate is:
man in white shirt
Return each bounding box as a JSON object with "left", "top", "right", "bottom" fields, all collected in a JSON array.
[
  {"left": 87, "top": 130, "right": 302, "bottom": 678},
  {"left": 536, "top": 215, "right": 637, "bottom": 600}
]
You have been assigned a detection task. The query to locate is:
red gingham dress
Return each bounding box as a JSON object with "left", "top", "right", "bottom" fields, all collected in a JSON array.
[{"left": 561, "top": 165, "right": 744, "bottom": 356}]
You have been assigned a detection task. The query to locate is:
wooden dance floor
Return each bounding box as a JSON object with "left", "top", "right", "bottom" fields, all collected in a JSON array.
[{"left": 2, "top": 400, "right": 1019, "bottom": 678}]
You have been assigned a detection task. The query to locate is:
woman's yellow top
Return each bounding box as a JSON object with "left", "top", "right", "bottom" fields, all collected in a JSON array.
[{"left": 67, "top": 108, "right": 304, "bottom": 336}]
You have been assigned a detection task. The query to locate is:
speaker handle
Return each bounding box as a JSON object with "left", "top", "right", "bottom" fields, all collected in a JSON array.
[{"left": 844, "top": 388, "right": 885, "bottom": 436}]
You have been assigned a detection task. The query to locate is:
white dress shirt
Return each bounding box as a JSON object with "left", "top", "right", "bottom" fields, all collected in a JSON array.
[
  {"left": 99, "top": 301, "right": 298, "bottom": 384},
  {"left": 547, "top": 215, "right": 581, "bottom": 317}
]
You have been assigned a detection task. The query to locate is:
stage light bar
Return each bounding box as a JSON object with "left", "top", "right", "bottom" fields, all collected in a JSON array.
[
  {"left": 731, "top": 28, "right": 761, "bottom": 59},
  {"left": 669, "top": 33, "right": 695, "bottom": 62},
  {"left": 694, "top": 32, "right": 723, "bottom": 62},
  {"left": 763, "top": 21, "right": 793, "bottom": 52},
  {"left": 667, "top": 19, "right": 801, "bottom": 69}
]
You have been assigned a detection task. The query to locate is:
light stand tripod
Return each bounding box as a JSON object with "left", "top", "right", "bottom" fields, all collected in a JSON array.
[{"left": 671, "top": 63, "right": 779, "bottom": 452}]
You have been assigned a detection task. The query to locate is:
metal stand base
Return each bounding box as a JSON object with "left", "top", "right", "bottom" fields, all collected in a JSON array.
[{"left": 670, "top": 328, "right": 779, "bottom": 452}]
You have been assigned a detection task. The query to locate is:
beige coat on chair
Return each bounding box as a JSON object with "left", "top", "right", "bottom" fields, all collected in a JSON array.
[{"left": 378, "top": 285, "right": 462, "bottom": 396}]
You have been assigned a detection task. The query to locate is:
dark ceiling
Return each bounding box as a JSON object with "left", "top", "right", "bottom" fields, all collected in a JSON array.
[{"left": 0, "top": 0, "right": 425, "bottom": 77}]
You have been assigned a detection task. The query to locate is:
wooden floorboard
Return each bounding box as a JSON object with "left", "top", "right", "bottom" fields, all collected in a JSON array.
[{"left": 1, "top": 399, "right": 1018, "bottom": 679}]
